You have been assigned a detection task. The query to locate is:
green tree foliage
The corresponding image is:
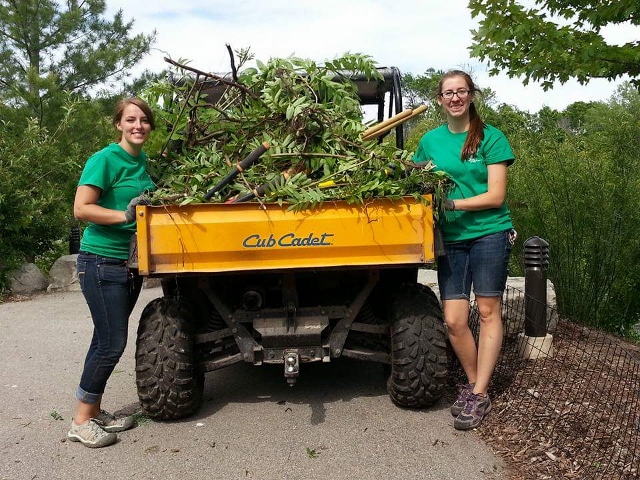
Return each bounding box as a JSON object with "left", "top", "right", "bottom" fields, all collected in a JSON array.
[
  {"left": 468, "top": 0, "right": 640, "bottom": 90},
  {"left": 401, "top": 69, "right": 447, "bottom": 143},
  {"left": 0, "top": 0, "right": 156, "bottom": 124},
  {"left": 507, "top": 85, "right": 640, "bottom": 335},
  {"left": 0, "top": 1, "right": 156, "bottom": 293},
  {"left": 0, "top": 95, "right": 112, "bottom": 287},
  {"left": 402, "top": 69, "right": 443, "bottom": 110}
]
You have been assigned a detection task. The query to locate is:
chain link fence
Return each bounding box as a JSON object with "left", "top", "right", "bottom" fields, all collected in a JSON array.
[{"left": 450, "top": 285, "right": 640, "bottom": 479}]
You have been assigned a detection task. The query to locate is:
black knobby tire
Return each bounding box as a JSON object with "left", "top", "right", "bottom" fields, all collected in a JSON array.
[
  {"left": 387, "top": 283, "right": 448, "bottom": 408},
  {"left": 135, "top": 297, "right": 204, "bottom": 420}
]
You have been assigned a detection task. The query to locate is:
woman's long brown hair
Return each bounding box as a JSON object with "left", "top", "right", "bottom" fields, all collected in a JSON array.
[{"left": 437, "top": 70, "right": 485, "bottom": 160}]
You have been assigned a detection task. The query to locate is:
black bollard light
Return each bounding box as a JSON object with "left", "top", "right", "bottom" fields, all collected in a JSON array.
[{"left": 523, "top": 237, "right": 550, "bottom": 337}]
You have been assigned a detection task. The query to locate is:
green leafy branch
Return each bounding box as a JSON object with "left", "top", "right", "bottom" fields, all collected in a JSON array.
[{"left": 142, "top": 47, "right": 450, "bottom": 209}]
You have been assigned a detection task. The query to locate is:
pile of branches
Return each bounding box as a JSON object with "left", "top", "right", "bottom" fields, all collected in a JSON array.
[{"left": 143, "top": 46, "right": 449, "bottom": 210}]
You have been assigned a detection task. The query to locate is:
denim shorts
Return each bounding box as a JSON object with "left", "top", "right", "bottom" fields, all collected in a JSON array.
[{"left": 437, "top": 230, "right": 514, "bottom": 300}]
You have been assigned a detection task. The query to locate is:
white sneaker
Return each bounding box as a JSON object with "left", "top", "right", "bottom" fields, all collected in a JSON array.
[{"left": 67, "top": 419, "right": 117, "bottom": 448}]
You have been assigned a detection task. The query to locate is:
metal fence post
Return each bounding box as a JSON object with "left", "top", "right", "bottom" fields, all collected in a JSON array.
[{"left": 518, "top": 236, "right": 553, "bottom": 359}]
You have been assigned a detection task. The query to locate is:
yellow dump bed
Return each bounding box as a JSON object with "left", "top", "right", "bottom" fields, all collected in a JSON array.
[{"left": 134, "top": 196, "right": 435, "bottom": 275}]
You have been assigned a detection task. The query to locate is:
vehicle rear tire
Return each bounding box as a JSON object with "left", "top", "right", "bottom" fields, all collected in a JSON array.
[
  {"left": 135, "top": 298, "right": 204, "bottom": 420},
  {"left": 387, "top": 284, "right": 448, "bottom": 408}
]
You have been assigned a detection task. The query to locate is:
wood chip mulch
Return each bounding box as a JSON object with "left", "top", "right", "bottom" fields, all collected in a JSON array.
[{"left": 466, "top": 321, "right": 640, "bottom": 480}]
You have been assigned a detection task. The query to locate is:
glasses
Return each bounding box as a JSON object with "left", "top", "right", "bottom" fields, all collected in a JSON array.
[{"left": 439, "top": 89, "right": 471, "bottom": 99}]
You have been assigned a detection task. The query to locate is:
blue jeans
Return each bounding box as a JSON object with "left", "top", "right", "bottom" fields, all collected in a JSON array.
[
  {"left": 75, "top": 251, "right": 143, "bottom": 404},
  {"left": 438, "top": 230, "right": 513, "bottom": 301}
]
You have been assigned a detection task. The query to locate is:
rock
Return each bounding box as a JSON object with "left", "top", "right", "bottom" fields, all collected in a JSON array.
[
  {"left": 47, "top": 254, "right": 80, "bottom": 292},
  {"left": 143, "top": 277, "right": 162, "bottom": 289},
  {"left": 503, "top": 276, "right": 558, "bottom": 332},
  {"left": 418, "top": 268, "right": 439, "bottom": 297},
  {"left": 9, "top": 263, "right": 49, "bottom": 294},
  {"left": 418, "top": 269, "right": 556, "bottom": 304},
  {"left": 418, "top": 267, "right": 558, "bottom": 333},
  {"left": 45, "top": 254, "right": 160, "bottom": 292},
  {"left": 504, "top": 277, "right": 557, "bottom": 308}
]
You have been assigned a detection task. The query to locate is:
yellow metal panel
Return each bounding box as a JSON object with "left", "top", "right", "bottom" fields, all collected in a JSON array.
[
  {"left": 136, "top": 197, "right": 434, "bottom": 275},
  {"left": 135, "top": 205, "right": 150, "bottom": 274}
]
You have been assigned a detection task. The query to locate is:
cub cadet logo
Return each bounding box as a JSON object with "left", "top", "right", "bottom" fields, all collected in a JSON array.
[{"left": 243, "top": 232, "right": 334, "bottom": 248}]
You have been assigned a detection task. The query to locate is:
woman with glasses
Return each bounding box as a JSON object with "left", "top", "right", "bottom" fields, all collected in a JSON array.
[{"left": 413, "top": 70, "right": 516, "bottom": 430}]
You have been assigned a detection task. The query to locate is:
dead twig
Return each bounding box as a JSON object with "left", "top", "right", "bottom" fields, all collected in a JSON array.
[{"left": 164, "top": 57, "right": 259, "bottom": 100}]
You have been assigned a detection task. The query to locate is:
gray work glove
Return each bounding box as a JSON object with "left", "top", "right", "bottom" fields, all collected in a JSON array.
[
  {"left": 445, "top": 199, "right": 456, "bottom": 211},
  {"left": 124, "top": 194, "right": 150, "bottom": 223}
]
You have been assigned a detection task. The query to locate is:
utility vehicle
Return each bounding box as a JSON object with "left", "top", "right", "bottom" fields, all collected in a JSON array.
[{"left": 129, "top": 67, "right": 447, "bottom": 419}]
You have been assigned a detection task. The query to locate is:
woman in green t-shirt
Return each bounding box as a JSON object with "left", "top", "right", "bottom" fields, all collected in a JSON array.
[
  {"left": 67, "top": 97, "right": 156, "bottom": 448},
  {"left": 413, "top": 71, "right": 516, "bottom": 431}
]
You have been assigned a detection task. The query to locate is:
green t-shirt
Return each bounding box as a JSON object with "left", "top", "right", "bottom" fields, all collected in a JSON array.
[
  {"left": 414, "top": 124, "right": 515, "bottom": 242},
  {"left": 78, "top": 143, "right": 155, "bottom": 259}
]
